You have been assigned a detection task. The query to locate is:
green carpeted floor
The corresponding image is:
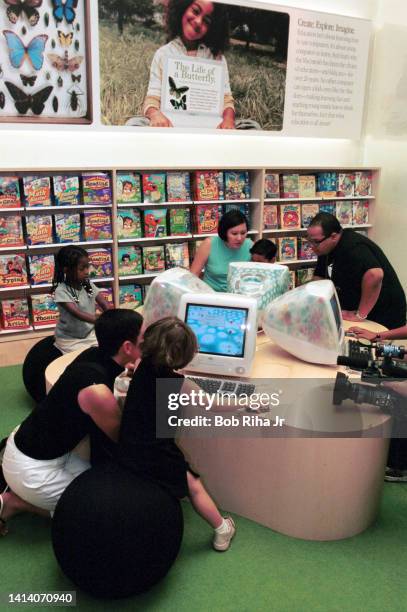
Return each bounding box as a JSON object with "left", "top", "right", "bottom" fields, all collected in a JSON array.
[{"left": 1, "top": 364, "right": 407, "bottom": 611}]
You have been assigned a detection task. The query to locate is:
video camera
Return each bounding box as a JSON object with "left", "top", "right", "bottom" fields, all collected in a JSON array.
[
  {"left": 337, "top": 341, "right": 407, "bottom": 381},
  {"left": 333, "top": 372, "right": 397, "bottom": 412}
]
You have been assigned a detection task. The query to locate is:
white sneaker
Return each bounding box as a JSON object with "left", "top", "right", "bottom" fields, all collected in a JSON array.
[{"left": 213, "top": 516, "right": 236, "bottom": 551}]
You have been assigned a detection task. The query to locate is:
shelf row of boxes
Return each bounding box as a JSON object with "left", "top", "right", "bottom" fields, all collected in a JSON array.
[
  {"left": 263, "top": 200, "right": 369, "bottom": 230},
  {"left": 264, "top": 171, "right": 372, "bottom": 199}
]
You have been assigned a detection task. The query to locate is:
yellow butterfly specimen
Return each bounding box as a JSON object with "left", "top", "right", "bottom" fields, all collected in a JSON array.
[
  {"left": 47, "top": 51, "right": 83, "bottom": 72},
  {"left": 57, "top": 31, "right": 73, "bottom": 47}
]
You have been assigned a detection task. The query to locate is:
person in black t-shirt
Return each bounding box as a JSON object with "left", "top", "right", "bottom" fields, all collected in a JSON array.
[
  {"left": 307, "top": 213, "right": 406, "bottom": 329},
  {"left": 0, "top": 309, "right": 143, "bottom": 536}
]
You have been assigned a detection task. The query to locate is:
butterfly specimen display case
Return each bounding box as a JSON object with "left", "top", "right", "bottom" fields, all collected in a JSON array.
[{"left": 0, "top": 0, "right": 91, "bottom": 123}]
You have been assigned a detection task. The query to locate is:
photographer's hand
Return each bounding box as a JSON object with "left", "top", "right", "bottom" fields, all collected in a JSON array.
[{"left": 348, "top": 326, "right": 377, "bottom": 341}]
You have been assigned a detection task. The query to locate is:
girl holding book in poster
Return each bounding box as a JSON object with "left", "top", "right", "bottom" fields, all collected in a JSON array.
[{"left": 127, "top": 0, "right": 259, "bottom": 129}]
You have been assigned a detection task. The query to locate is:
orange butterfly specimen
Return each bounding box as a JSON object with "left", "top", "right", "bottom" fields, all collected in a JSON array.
[
  {"left": 47, "top": 50, "right": 83, "bottom": 72},
  {"left": 57, "top": 31, "right": 73, "bottom": 47}
]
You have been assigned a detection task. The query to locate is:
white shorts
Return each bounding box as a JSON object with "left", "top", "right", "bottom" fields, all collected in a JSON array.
[
  {"left": 2, "top": 429, "right": 90, "bottom": 514},
  {"left": 54, "top": 330, "right": 97, "bottom": 355}
]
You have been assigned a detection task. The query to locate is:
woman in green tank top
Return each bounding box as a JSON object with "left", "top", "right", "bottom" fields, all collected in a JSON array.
[{"left": 190, "top": 210, "right": 252, "bottom": 291}]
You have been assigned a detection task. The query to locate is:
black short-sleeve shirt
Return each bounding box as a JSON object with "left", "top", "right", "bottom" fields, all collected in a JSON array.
[
  {"left": 314, "top": 229, "right": 406, "bottom": 329},
  {"left": 14, "top": 347, "right": 123, "bottom": 461}
]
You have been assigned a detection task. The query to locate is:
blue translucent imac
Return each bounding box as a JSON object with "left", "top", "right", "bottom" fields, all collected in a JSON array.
[
  {"left": 262, "top": 280, "right": 344, "bottom": 365},
  {"left": 178, "top": 292, "right": 258, "bottom": 377}
]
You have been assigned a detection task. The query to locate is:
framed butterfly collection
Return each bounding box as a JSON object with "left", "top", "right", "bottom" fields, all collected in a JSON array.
[{"left": 0, "top": 0, "right": 91, "bottom": 123}]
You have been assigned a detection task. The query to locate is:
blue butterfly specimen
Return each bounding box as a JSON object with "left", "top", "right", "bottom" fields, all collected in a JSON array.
[
  {"left": 5, "top": 0, "right": 43, "bottom": 27},
  {"left": 52, "top": 0, "right": 78, "bottom": 24},
  {"left": 3, "top": 30, "right": 48, "bottom": 71}
]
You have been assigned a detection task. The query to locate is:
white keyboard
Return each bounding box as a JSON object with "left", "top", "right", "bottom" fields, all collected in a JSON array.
[{"left": 187, "top": 376, "right": 256, "bottom": 396}]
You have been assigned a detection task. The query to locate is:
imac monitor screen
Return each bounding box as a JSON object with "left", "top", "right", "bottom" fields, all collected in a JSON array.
[{"left": 178, "top": 292, "right": 258, "bottom": 377}]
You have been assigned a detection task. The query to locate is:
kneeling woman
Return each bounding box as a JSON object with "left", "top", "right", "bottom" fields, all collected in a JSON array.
[{"left": 190, "top": 210, "right": 252, "bottom": 291}]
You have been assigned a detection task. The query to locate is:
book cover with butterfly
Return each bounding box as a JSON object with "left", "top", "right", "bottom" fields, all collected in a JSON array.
[
  {"left": 0, "top": 214, "right": 24, "bottom": 247},
  {"left": 87, "top": 248, "right": 113, "bottom": 278},
  {"left": 82, "top": 173, "right": 112, "bottom": 205},
  {"left": 0, "top": 253, "right": 28, "bottom": 288},
  {"left": 142, "top": 173, "right": 166, "bottom": 204},
  {"left": 165, "top": 242, "right": 190, "bottom": 270},
  {"left": 143, "top": 245, "right": 165, "bottom": 273},
  {"left": 0, "top": 0, "right": 90, "bottom": 123},
  {"left": 23, "top": 176, "right": 51, "bottom": 207},
  {"left": 117, "top": 209, "right": 142, "bottom": 240},
  {"left": 224, "top": 171, "right": 251, "bottom": 200},
  {"left": 83, "top": 209, "right": 112, "bottom": 241},
  {"left": 0, "top": 177, "right": 22, "bottom": 208},
  {"left": 28, "top": 253, "right": 55, "bottom": 286},
  {"left": 168, "top": 208, "right": 190, "bottom": 236},
  {"left": 192, "top": 171, "right": 224, "bottom": 201},
  {"left": 263, "top": 204, "right": 279, "bottom": 229},
  {"left": 118, "top": 246, "right": 142, "bottom": 277},
  {"left": 143, "top": 209, "right": 167, "bottom": 238},
  {"left": 1, "top": 297, "right": 30, "bottom": 330},
  {"left": 95, "top": 287, "right": 114, "bottom": 314},
  {"left": 116, "top": 173, "right": 142, "bottom": 204},
  {"left": 119, "top": 284, "right": 143, "bottom": 310},
  {"left": 25, "top": 214, "right": 53, "bottom": 245},
  {"left": 54, "top": 213, "right": 81, "bottom": 243},
  {"left": 53, "top": 175, "right": 80, "bottom": 206},
  {"left": 166, "top": 172, "right": 191, "bottom": 202},
  {"left": 31, "top": 293, "right": 59, "bottom": 327},
  {"left": 264, "top": 173, "right": 280, "bottom": 199}
]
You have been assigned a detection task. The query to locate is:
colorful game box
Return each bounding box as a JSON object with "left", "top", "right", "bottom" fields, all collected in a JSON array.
[
  {"left": 54, "top": 213, "right": 81, "bottom": 243},
  {"left": 87, "top": 248, "right": 113, "bottom": 278},
  {"left": 1, "top": 298, "right": 30, "bottom": 330},
  {"left": 278, "top": 237, "right": 297, "bottom": 262},
  {"left": 119, "top": 284, "right": 143, "bottom": 310},
  {"left": 194, "top": 204, "right": 220, "bottom": 234},
  {"left": 0, "top": 215, "right": 24, "bottom": 247},
  {"left": 280, "top": 174, "right": 300, "bottom": 198},
  {"left": 354, "top": 171, "right": 372, "bottom": 196},
  {"left": 169, "top": 208, "right": 190, "bottom": 236},
  {"left": 280, "top": 204, "right": 301, "bottom": 229},
  {"left": 28, "top": 254, "right": 54, "bottom": 286},
  {"left": 0, "top": 254, "right": 27, "bottom": 287},
  {"left": 53, "top": 175, "right": 80, "bottom": 206},
  {"left": 263, "top": 204, "right": 279, "bottom": 229},
  {"left": 352, "top": 201, "right": 369, "bottom": 225},
  {"left": 319, "top": 202, "right": 336, "bottom": 216},
  {"left": 143, "top": 245, "right": 165, "bottom": 273},
  {"left": 118, "top": 246, "right": 142, "bottom": 276},
  {"left": 301, "top": 203, "right": 319, "bottom": 228},
  {"left": 298, "top": 175, "right": 316, "bottom": 198},
  {"left": 25, "top": 215, "right": 53, "bottom": 245},
  {"left": 335, "top": 201, "right": 353, "bottom": 226},
  {"left": 82, "top": 172, "right": 112, "bottom": 205},
  {"left": 31, "top": 294, "right": 59, "bottom": 327},
  {"left": 264, "top": 173, "right": 280, "bottom": 199},
  {"left": 165, "top": 242, "right": 190, "bottom": 269},
  {"left": 0, "top": 177, "right": 21, "bottom": 208},
  {"left": 192, "top": 171, "right": 224, "bottom": 201},
  {"left": 316, "top": 172, "right": 337, "bottom": 197},
  {"left": 95, "top": 287, "right": 114, "bottom": 314},
  {"left": 224, "top": 171, "right": 251, "bottom": 200},
  {"left": 83, "top": 210, "right": 112, "bottom": 241},
  {"left": 142, "top": 173, "right": 166, "bottom": 203},
  {"left": 337, "top": 173, "right": 355, "bottom": 197},
  {"left": 223, "top": 202, "right": 250, "bottom": 222},
  {"left": 117, "top": 209, "right": 142, "bottom": 239},
  {"left": 296, "top": 267, "right": 314, "bottom": 286},
  {"left": 144, "top": 209, "right": 167, "bottom": 238},
  {"left": 116, "top": 172, "right": 142, "bottom": 204},
  {"left": 298, "top": 237, "right": 315, "bottom": 260},
  {"left": 166, "top": 172, "right": 191, "bottom": 202},
  {"left": 23, "top": 176, "right": 52, "bottom": 207}
]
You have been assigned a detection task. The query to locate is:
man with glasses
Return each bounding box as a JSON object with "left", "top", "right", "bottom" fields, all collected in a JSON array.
[{"left": 307, "top": 212, "right": 406, "bottom": 329}]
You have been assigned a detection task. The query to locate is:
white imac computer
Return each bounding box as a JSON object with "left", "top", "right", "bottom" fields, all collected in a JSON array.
[
  {"left": 262, "top": 280, "right": 344, "bottom": 365},
  {"left": 177, "top": 292, "right": 258, "bottom": 377}
]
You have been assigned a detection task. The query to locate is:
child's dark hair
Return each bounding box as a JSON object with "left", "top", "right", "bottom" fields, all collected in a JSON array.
[
  {"left": 142, "top": 316, "right": 198, "bottom": 370},
  {"left": 250, "top": 239, "right": 277, "bottom": 261},
  {"left": 218, "top": 209, "right": 248, "bottom": 242},
  {"left": 95, "top": 309, "right": 143, "bottom": 356},
  {"left": 53, "top": 245, "right": 93, "bottom": 296},
  {"left": 167, "top": 0, "right": 230, "bottom": 56}
]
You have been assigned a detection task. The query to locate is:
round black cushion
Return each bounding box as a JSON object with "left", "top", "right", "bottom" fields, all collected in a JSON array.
[
  {"left": 51, "top": 465, "right": 184, "bottom": 599},
  {"left": 22, "top": 336, "right": 62, "bottom": 402}
]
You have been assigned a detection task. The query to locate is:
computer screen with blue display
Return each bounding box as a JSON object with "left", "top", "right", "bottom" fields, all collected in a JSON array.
[{"left": 178, "top": 293, "right": 257, "bottom": 377}]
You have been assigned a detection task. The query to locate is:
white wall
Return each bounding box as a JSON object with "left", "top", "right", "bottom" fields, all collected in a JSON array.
[{"left": 363, "top": 1, "right": 407, "bottom": 291}]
